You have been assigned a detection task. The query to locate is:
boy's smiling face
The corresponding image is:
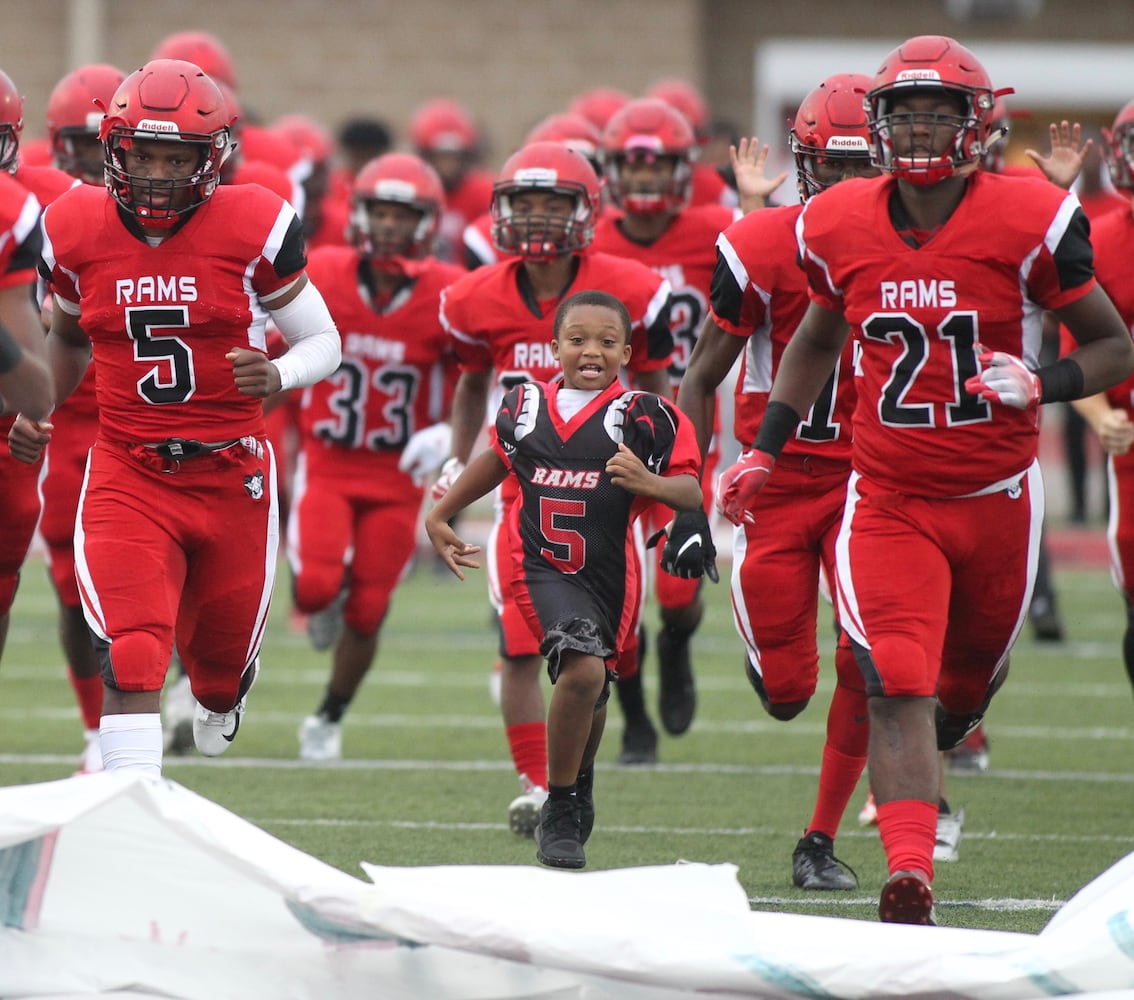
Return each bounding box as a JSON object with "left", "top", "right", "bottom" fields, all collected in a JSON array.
[{"left": 551, "top": 303, "right": 632, "bottom": 391}]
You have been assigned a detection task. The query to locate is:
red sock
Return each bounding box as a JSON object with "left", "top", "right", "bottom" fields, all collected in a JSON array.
[
  {"left": 876, "top": 798, "right": 937, "bottom": 881},
  {"left": 68, "top": 668, "right": 104, "bottom": 730},
  {"left": 505, "top": 721, "right": 547, "bottom": 788},
  {"left": 806, "top": 744, "right": 867, "bottom": 840}
]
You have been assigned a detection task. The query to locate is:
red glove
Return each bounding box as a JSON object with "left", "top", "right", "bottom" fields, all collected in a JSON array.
[
  {"left": 716, "top": 449, "right": 775, "bottom": 526},
  {"left": 964, "top": 344, "right": 1041, "bottom": 410}
]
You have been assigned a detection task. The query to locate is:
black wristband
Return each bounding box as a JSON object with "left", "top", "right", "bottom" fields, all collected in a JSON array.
[
  {"left": 0, "top": 325, "right": 22, "bottom": 375},
  {"left": 1036, "top": 357, "right": 1085, "bottom": 405},
  {"left": 753, "top": 400, "right": 803, "bottom": 458}
]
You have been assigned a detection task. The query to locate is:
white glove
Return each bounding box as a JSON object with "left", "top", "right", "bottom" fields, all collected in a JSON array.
[
  {"left": 398, "top": 423, "right": 452, "bottom": 486},
  {"left": 964, "top": 344, "right": 1041, "bottom": 410},
  {"left": 430, "top": 456, "right": 465, "bottom": 502}
]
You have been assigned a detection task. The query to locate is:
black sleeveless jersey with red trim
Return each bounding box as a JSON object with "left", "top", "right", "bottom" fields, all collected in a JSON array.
[{"left": 490, "top": 378, "right": 700, "bottom": 638}]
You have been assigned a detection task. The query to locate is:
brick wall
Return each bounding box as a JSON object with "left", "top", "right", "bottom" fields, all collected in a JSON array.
[
  {"left": 0, "top": 0, "right": 1128, "bottom": 175},
  {"left": 2, "top": 0, "right": 700, "bottom": 171}
]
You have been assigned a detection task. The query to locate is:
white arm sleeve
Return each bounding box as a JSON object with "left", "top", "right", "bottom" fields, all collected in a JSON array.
[{"left": 267, "top": 280, "right": 342, "bottom": 391}]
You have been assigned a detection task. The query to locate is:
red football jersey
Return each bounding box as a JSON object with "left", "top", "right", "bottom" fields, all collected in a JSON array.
[
  {"left": 0, "top": 172, "right": 40, "bottom": 287},
  {"left": 12, "top": 163, "right": 78, "bottom": 209},
  {"left": 439, "top": 251, "right": 674, "bottom": 385},
  {"left": 591, "top": 203, "right": 737, "bottom": 389},
  {"left": 710, "top": 203, "right": 855, "bottom": 463},
  {"left": 1061, "top": 206, "right": 1134, "bottom": 412},
  {"left": 41, "top": 183, "right": 307, "bottom": 443},
  {"left": 299, "top": 248, "right": 464, "bottom": 448},
  {"left": 799, "top": 171, "right": 1095, "bottom": 496}
]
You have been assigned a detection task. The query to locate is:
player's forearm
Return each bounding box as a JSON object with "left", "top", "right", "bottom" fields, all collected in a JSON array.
[
  {"left": 427, "top": 447, "right": 507, "bottom": 526},
  {"left": 0, "top": 352, "right": 53, "bottom": 420},
  {"left": 654, "top": 472, "right": 703, "bottom": 513},
  {"left": 678, "top": 320, "right": 741, "bottom": 459},
  {"left": 47, "top": 334, "right": 90, "bottom": 410},
  {"left": 1070, "top": 392, "right": 1114, "bottom": 435},
  {"left": 768, "top": 305, "right": 848, "bottom": 428},
  {"left": 449, "top": 374, "right": 489, "bottom": 463}
]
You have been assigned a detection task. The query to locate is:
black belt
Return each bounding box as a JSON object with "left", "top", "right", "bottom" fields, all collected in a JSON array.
[{"left": 142, "top": 437, "right": 241, "bottom": 460}]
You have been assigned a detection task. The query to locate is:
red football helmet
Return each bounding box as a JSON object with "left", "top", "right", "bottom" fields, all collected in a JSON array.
[
  {"left": 1104, "top": 100, "right": 1134, "bottom": 191},
  {"left": 273, "top": 113, "right": 333, "bottom": 166},
  {"left": 490, "top": 141, "right": 601, "bottom": 261},
  {"left": 100, "top": 59, "right": 235, "bottom": 227},
  {"left": 524, "top": 112, "right": 602, "bottom": 173},
  {"left": 46, "top": 64, "right": 127, "bottom": 183},
  {"left": 348, "top": 152, "right": 445, "bottom": 263},
  {"left": 0, "top": 68, "right": 23, "bottom": 173},
  {"left": 568, "top": 87, "right": 632, "bottom": 132},
  {"left": 601, "top": 97, "right": 695, "bottom": 214},
  {"left": 646, "top": 78, "right": 710, "bottom": 142},
  {"left": 866, "top": 35, "right": 1005, "bottom": 185},
  {"left": 789, "top": 73, "right": 874, "bottom": 200},
  {"left": 409, "top": 98, "right": 480, "bottom": 154},
  {"left": 150, "top": 30, "right": 237, "bottom": 89}
]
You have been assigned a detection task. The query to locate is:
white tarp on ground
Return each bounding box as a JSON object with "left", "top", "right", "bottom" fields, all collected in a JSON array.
[{"left": 0, "top": 772, "right": 1132, "bottom": 1000}]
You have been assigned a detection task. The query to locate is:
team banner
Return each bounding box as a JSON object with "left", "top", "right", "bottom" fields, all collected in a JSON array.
[{"left": 1, "top": 773, "right": 1132, "bottom": 999}]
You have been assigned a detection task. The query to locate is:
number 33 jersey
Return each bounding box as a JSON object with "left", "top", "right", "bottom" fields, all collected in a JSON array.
[
  {"left": 298, "top": 248, "right": 464, "bottom": 453},
  {"left": 39, "top": 183, "right": 307, "bottom": 444},
  {"left": 797, "top": 171, "right": 1096, "bottom": 497}
]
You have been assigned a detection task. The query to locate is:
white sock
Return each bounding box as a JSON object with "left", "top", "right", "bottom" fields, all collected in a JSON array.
[{"left": 99, "top": 713, "right": 163, "bottom": 777}]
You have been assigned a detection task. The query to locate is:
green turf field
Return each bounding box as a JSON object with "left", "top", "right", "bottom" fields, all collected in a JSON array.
[{"left": 1, "top": 546, "right": 1130, "bottom": 935}]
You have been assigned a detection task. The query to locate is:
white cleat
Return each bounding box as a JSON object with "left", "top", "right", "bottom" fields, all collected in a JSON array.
[
  {"left": 934, "top": 805, "right": 965, "bottom": 863},
  {"left": 193, "top": 659, "right": 259, "bottom": 757},
  {"left": 508, "top": 774, "right": 548, "bottom": 838},
  {"left": 298, "top": 714, "right": 342, "bottom": 761}
]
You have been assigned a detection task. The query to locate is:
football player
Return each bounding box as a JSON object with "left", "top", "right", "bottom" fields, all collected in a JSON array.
[
  {"left": 427, "top": 289, "right": 705, "bottom": 869},
  {"left": 38, "top": 62, "right": 127, "bottom": 771},
  {"left": 1064, "top": 99, "right": 1134, "bottom": 704},
  {"left": 408, "top": 98, "right": 495, "bottom": 265},
  {"left": 0, "top": 65, "right": 82, "bottom": 753},
  {"left": 289, "top": 152, "right": 464, "bottom": 760},
  {"left": 712, "top": 35, "right": 1133, "bottom": 924},
  {"left": 591, "top": 97, "right": 740, "bottom": 756},
  {"left": 9, "top": 59, "right": 341, "bottom": 776},
  {"left": 435, "top": 141, "right": 676, "bottom": 836},
  {"left": 679, "top": 73, "right": 879, "bottom": 892}
]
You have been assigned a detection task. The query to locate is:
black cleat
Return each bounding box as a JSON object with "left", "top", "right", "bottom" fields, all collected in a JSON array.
[
  {"left": 657, "top": 627, "right": 696, "bottom": 735},
  {"left": 1029, "top": 595, "right": 1065, "bottom": 642},
  {"left": 535, "top": 798, "right": 585, "bottom": 869},
  {"left": 617, "top": 715, "right": 658, "bottom": 766},
  {"left": 791, "top": 831, "right": 857, "bottom": 891},
  {"left": 935, "top": 703, "right": 985, "bottom": 752},
  {"left": 576, "top": 766, "right": 595, "bottom": 845}
]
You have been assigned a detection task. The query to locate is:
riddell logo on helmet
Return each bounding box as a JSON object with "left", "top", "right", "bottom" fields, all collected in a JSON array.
[
  {"left": 135, "top": 119, "right": 179, "bottom": 134},
  {"left": 895, "top": 70, "right": 943, "bottom": 82},
  {"left": 513, "top": 167, "right": 557, "bottom": 185},
  {"left": 826, "top": 136, "right": 869, "bottom": 150}
]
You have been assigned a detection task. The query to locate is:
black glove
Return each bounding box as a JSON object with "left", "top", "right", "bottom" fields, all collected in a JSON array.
[{"left": 647, "top": 509, "right": 719, "bottom": 583}]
